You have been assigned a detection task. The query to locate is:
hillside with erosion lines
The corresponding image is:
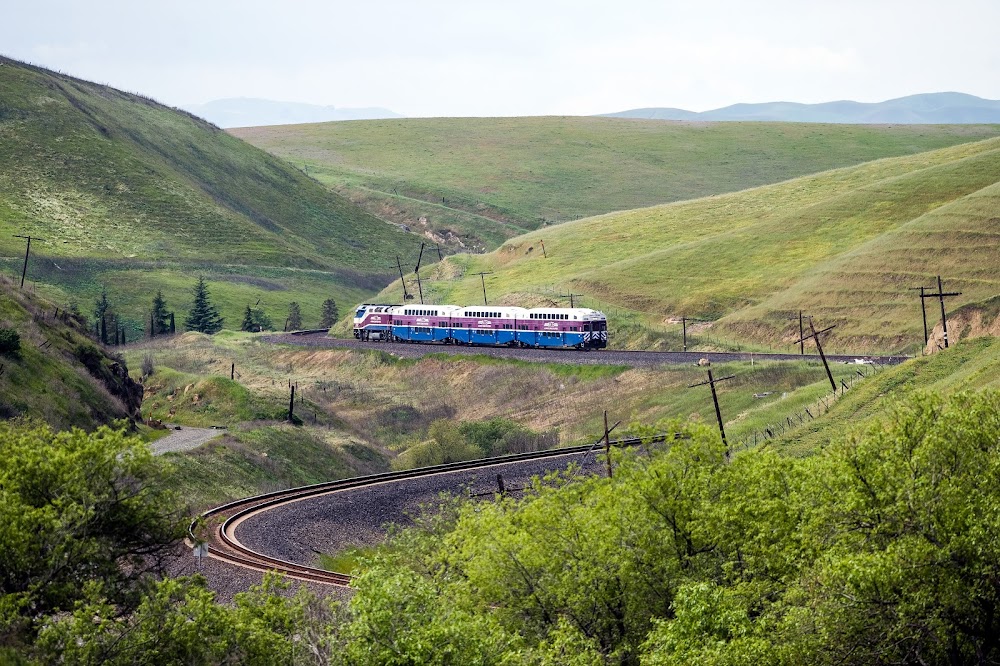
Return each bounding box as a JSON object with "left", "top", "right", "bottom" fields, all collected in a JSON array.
[{"left": 382, "top": 137, "right": 1000, "bottom": 354}]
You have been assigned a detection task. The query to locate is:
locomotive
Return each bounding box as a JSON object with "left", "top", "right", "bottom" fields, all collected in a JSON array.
[{"left": 352, "top": 303, "right": 608, "bottom": 349}]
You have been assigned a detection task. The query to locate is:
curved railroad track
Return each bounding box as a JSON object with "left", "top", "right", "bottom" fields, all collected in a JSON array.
[
  {"left": 263, "top": 331, "right": 910, "bottom": 368},
  {"left": 191, "top": 435, "right": 671, "bottom": 587}
]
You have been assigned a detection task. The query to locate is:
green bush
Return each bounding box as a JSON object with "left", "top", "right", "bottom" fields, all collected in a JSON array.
[
  {"left": 0, "top": 328, "right": 20, "bottom": 357},
  {"left": 344, "top": 391, "right": 1000, "bottom": 664}
]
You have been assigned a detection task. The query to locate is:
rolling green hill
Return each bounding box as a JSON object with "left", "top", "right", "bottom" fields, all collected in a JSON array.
[
  {"left": 391, "top": 137, "right": 1000, "bottom": 354},
  {"left": 233, "top": 117, "right": 1000, "bottom": 251},
  {"left": 0, "top": 57, "right": 422, "bottom": 334}
]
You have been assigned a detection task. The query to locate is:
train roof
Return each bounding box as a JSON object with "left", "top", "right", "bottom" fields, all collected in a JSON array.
[{"left": 358, "top": 303, "right": 607, "bottom": 319}]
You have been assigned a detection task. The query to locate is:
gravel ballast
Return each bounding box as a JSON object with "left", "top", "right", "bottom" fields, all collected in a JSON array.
[{"left": 263, "top": 333, "right": 909, "bottom": 368}]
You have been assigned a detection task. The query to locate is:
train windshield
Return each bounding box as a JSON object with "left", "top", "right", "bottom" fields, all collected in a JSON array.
[{"left": 355, "top": 309, "right": 366, "bottom": 318}]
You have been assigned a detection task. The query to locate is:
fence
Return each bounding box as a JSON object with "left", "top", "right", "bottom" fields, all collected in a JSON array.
[{"left": 728, "top": 361, "right": 888, "bottom": 454}]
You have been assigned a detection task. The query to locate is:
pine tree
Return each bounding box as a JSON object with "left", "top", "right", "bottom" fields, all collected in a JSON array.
[
  {"left": 94, "top": 289, "right": 111, "bottom": 345},
  {"left": 287, "top": 302, "right": 303, "bottom": 331},
  {"left": 253, "top": 308, "right": 273, "bottom": 331},
  {"left": 184, "top": 277, "right": 224, "bottom": 334},
  {"left": 320, "top": 298, "right": 339, "bottom": 328},
  {"left": 241, "top": 305, "right": 256, "bottom": 332},
  {"left": 151, "top": 290, "right": 170, "bottom": 335}
]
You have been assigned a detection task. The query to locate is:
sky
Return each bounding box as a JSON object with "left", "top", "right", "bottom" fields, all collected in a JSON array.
[{"left": 3, "top": 0, "right": 999, "bottom": 117}]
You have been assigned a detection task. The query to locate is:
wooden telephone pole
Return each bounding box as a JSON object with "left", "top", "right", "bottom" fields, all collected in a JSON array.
[
  {"left": 909, "top": 286, "right": 931, "bottom": 349},
  {"left": 689, "top": 369, "right": 735, "bottom": 457},
  {"left": 396, "top": 256, "right": 412, "bottom": 301},
  {"left": 794, "top": 318, "right": 837, "bottom": 392},
  {"left": 560, "top": 293, "right": 583, "bottom": 308},
  {"left": 13, "top": 235, "right": 44, "bottom": 288},
  {"left": 920, "top": 276, "right": 962, "bottom": 349},
  {"left": 473, "top": 272, "right": 494, "bottom": 305},
  {"left": 411, "top": 275, "right": 430, "bottom": 305}
]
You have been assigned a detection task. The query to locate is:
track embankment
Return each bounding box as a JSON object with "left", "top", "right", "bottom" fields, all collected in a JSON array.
[
  {"left": 264, "top": 332, "right": 910, "bottom": 368},
  {"left": 191, "top": 436, "right": 670, "bottom": 587}
]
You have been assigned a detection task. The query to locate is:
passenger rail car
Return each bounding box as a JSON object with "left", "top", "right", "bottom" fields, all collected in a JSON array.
[{"left": 353, "top": 303, "right": 608, "bottom": 349}]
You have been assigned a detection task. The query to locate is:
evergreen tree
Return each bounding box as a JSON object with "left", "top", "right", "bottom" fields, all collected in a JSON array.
[
  {"left": 151, "top": 290, "right": 170, "bottom": 335},
  {"left": 241, "top": 304, "right": 256, "bottom": 332},
  {"left": 253, "top": 307, "right": 273, "bottom": 331},
  {"left": 183, "top": 277, "right": 224, "bottom": 334},
  {"left": 94, "top": 288, "right": 111, "bottom": 344},
  {"left": 320, "top": 298, "right": 339, "bottom": 328},
  {"left": 287, "top": 302, "right": 303, "bottom": 330},
  {"left": 240, "top": 304, "right": 273, "bottom": 332}
]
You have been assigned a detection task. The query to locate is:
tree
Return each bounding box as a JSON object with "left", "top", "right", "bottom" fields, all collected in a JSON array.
[
  {"left": 0, "top": 421, "right": 184, "bottom": 645},
  {"left": 241, "top": 304, "right": 256, "bottom": 332},
  {"left": 94, "top": 288, "right": 111, "bottom": 345},
  {"left": 183, "top": 277, "right": 224, "bottom": 334},
  {"left": 241, "top": 304, "right": 273, "bottom": 332},
  {"left": 150, "top": 290, "right": 170, "bottom": 336},
  {"left": 286, "top": 302, "right": 303, "bottom": 331},
  {"left": 320, "top": 298, "right": 339, "bottom": 328}
]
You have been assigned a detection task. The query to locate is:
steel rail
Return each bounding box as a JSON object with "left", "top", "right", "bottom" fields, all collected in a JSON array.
[
  {"left": 190, "top": 434, "right": 672, "bottom": 586},
  {"left": 264, "top": 332, "right": 911, "bottom": 366}
]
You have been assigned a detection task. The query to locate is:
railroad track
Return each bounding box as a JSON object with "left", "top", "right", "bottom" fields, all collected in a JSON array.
[
  {"left": 265, "top": 332, "right": 910, "bottom": 368},
  {"left": 190, "top": 434, "right": 671, "bottom": 587}
]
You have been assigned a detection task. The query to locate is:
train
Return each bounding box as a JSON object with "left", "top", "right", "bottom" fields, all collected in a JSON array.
[{"left": 353, "top": 303, "right": 608, "bottom": 349}]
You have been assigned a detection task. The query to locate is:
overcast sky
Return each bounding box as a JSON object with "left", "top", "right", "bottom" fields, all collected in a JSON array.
[{"left": 3, "top": 0, "right": 998, "bottom": 116}]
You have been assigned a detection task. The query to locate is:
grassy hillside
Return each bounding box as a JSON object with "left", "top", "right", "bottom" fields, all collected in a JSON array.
[
  {"left": 131, "top": 331, "right": 867, "bottom": 505},
  {"left": 0, "top": 57, "right": 422, "bottom": 334},
  {"left": 776, "top": 337, "right": 1000, "bottom": 455},
  {"left": 395, "top": 137, "right": 1000, "bottom": 354},
  {"left": 232, "top": 117, "right": 1000, "bottom": 251},
  {"left": 0, "top": 276, "right": 142, "bottom": 429}
]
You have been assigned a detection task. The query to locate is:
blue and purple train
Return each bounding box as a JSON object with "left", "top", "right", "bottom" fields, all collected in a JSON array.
[{"left": 353, "top": 303, "right": 608, "bottom": 349}]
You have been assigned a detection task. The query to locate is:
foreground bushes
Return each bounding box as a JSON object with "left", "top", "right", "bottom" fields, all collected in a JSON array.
[
  {"left": 348, "top": 391, "right": 1000, "bottom": 665},
  {"left": 5, "top": 391, "right": 1000, "bottom": 664}
]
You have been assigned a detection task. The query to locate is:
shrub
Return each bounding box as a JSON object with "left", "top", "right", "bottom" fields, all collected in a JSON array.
[
  {"left": 141, "top": 354, "right": 154, "bottom": 377},
  {"left": 0, "top": 328, "right": 20, "bottom": 357}
]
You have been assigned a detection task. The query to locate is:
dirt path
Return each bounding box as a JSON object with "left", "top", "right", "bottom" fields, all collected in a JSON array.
[{"left": 151, "top": 425, "right": 224, "bottom": 455}]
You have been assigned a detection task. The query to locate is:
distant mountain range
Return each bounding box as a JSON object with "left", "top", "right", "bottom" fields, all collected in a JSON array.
[
  {"left": 602, "top": 93, "right": 1000, "bottom": 124},
  {"left": 182, "top": 97, "right": 403, "bottom": 128}
]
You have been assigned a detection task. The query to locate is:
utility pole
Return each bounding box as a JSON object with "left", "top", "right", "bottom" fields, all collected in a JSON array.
[
  {"left": 13, "top": 235, "right": 44, "bottom": 289},
  {"left": 794, "top": 318, "right": 837, "bottom": 392},
  {"left": 919, "top": 276, "right": 962, "bottom": 349},
  {"left": 689, "top": 370, "right": 735, "bottom": 458},
  {"left": 473, "top": 271, "right": 494, "bottom": 305},
  {"left": 560, "top": 293, "right": 583, "bottom": 308},
  {"left": 428, "top": 245, "right": 444, "bottom": 261},
  {"left": 908, "top": 286, "right": 930, "bottom": 350},
  {"left": 604, "top": 411, "right": 612, "bottom": 479},
  {"left": 681, "top": 317, "right": 706, "bottom": 352},
  {"left": 798, "top": 311, "right": 804, "bottom": 355},
  {"left": 411, "top": 275, "right": 430, "bottom": 305},
  {"left": 396, "top": 256, "right": 412, "bottom": 301},
  {"left": 539, "top": 240, "right": 547, "bottom": 258}
]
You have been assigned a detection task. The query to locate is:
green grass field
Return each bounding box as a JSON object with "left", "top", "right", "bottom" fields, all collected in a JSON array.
[
  {"left": 233, "top": 117, "right": 1000, "bottom": 251},
  {"left": 0, "top": 57, "right": 423, "bottom": 333},
  {"left": 383, "top": 137, "right": 1000, "bottom": 354}
]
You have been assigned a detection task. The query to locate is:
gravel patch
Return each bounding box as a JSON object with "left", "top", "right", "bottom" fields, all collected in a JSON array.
[{"left": 151, "top": 425, "right": 224, "bottom": 455}]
